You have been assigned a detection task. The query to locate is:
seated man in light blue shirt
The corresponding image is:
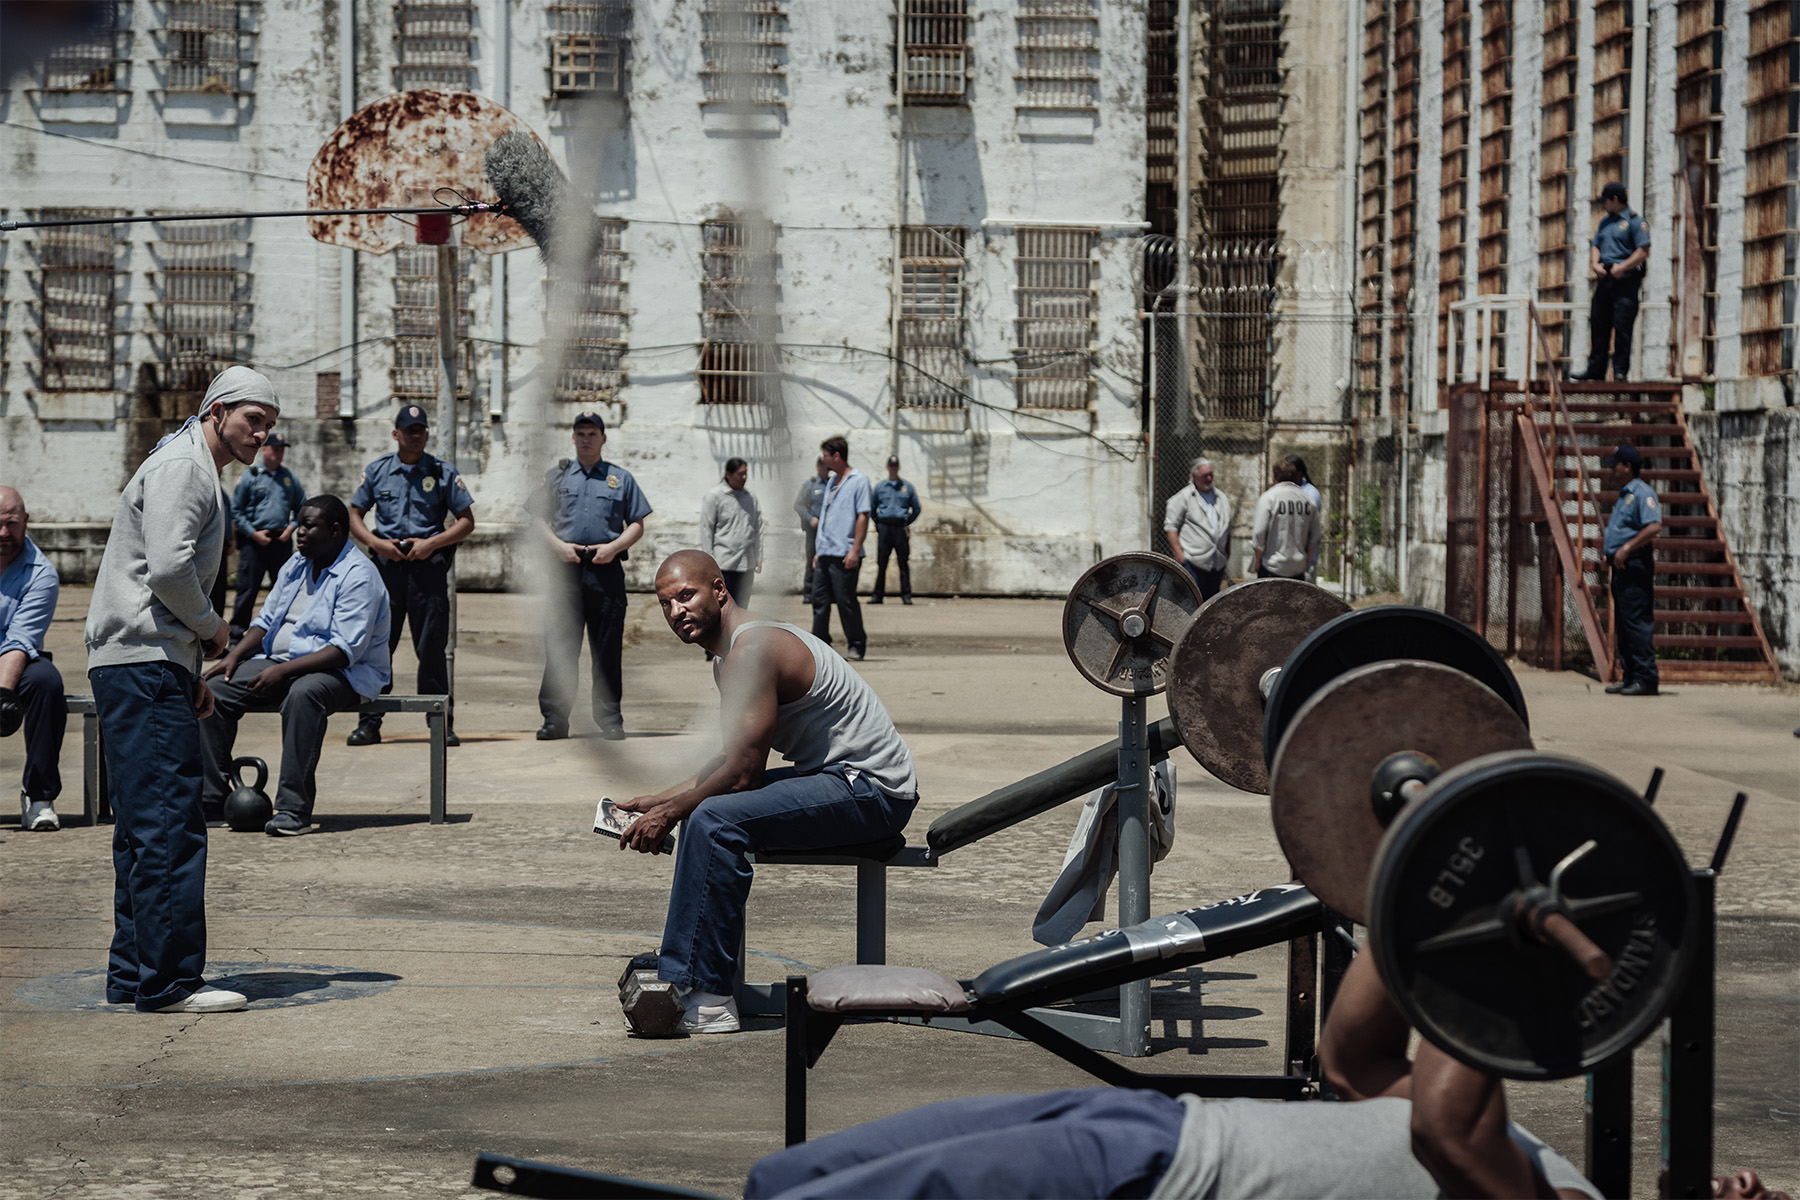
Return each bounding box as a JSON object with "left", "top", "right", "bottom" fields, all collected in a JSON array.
[
  {"left": 200, "top": 495, "right": 392, "bottom": 835},
  {"left": 0, "top": 486, "right": 66, "bottom": 831}
]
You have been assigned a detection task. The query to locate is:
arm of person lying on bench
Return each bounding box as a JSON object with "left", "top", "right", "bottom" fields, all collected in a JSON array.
[{"left": 1319, "top": 950, "right": 1413, "bottom": 1102}]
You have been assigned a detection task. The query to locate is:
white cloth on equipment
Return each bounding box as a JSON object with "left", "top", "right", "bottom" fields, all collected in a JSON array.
[{"left": 1032, "top": 761, "right": 1176, "bottom": 945}]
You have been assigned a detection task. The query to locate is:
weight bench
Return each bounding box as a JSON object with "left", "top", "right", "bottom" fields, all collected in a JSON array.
[{"left": 61, "top": 692, "right": 452, "bottom": 825}]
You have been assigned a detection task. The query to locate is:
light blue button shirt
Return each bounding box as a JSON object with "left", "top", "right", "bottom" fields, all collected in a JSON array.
[
  {"left": 251, "top": 540, "right": 393, "bottom": 699},
  {"left": 815, "top": 468, "right": 872, "bottom": 558},
  {"left": 0, "top": 537, "right": 59, "bottom": 661},
  {"left": 1603, "top": 477, "right": 1662, "bottom": 556},
  {"left": 351, "top": 452, "right": 474, "bottom": 539}
]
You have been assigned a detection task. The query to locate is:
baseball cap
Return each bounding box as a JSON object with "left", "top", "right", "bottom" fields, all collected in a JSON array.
[
  {"left": 395, "top": 405, "right": 430, "bottom": 429},
  {"left": 1601, "top": 444, "right": 1642, "bottom": 467},
  {"left": 573, "top": 411, "right": 606, "bottom": 432},
  {"left": 1598, "top": 182, "right": 1628, "bottom": 204},
  {"left": 264, "top": 432, "right": 289, "bottom": 447},
  {"left": 886, "top": 455, "right": 900, "bottom": 467}
]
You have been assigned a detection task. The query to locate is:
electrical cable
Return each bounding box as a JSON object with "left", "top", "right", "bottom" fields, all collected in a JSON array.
[{"left": 0, "top": 119, "right": 309, "bottom": 185}]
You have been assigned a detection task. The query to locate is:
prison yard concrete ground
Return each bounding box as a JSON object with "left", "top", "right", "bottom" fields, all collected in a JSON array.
[{"left": 2, "top": 588, "right": 1795, "bottom": 1199}]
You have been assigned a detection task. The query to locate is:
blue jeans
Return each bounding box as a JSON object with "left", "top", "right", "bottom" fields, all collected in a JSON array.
[
  {"left": 90, "top": 662, "right": 211, "bottom": 1011},
  {"left": 658, "top": 766, "right": 915, "bottom": 996},
  {"left": 745, "top": 1088, "right": 1186, "bottom": 1199}
]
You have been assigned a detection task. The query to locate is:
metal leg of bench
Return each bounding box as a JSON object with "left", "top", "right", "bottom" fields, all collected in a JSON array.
[
  {"left": 82, "top": 711, "right": 100, "bottom": 826},
  {"left": 427, "top": 706, "right": 446, "bottom": 824},
  {"left": 1285, "top": 932, "right": 1319, "bottom": 1085},
  {"left": 785, "top": 976, "right": 809, "bottom": 1146},
  {"left": 855, "top": 862, "right": 886, "bottom": 965}
]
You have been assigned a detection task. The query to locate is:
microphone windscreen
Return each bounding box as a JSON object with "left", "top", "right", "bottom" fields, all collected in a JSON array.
[{"left": 486, "top": 131, "right": 597, "bottom": 265}]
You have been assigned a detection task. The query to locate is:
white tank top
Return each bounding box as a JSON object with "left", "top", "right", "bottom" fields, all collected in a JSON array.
[{"left": 721, "top": 621, "right": 918, "bottom": 798}]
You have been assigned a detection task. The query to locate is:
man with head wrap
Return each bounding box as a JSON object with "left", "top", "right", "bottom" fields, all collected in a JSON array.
[{"left": 85, "top": 366, "right": 280, "bottom": 1014}]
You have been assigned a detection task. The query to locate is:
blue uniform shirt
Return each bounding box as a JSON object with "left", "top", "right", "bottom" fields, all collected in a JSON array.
[
  {"left": 232, "top": 463, "right": 307, "bottom": 539},
  {"left": 1604, "top": 476, "right": 1662, "bottom": 556},
  {"left": 350, "top": 452, "right": 473, "bottom": 539},
  {"left": 1591, "top": 207, "right": 1651, "bottom": 265},
  {"left": 533, "top": 458, "right": 653, "bottom": 546},
  {"left": 815, "top": 468, "right": 873, "bottom": 558},
  {"left": 0, "top": 537, "right": 59, "bottom": 661},
  {"left": 251, "top": 540, "right": 393, "bottom": 700},
  {"left": 872, "top": 477, "right": 922, "bottom": 524}
]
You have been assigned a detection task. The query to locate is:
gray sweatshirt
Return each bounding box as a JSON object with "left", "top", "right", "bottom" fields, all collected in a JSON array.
[{"left": 85, "top": 421, "right": 226, "bottom": 676}]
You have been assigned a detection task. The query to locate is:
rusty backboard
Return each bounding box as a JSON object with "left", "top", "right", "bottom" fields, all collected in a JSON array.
[{"left": 308, "top": 90, "right": 548, "bottom": 255}]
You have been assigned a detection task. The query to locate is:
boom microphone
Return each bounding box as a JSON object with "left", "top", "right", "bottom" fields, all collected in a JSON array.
[{"left": 483, "top": 131, "right": 602, "bottom": 267}]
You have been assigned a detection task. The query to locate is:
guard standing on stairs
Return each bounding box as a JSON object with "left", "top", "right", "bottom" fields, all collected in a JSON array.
[
  {"left": 1601, "top": 444, "right": 1662, "bottom": 697},
  {"left": 1572, "top": 182, "right": 1651, "bottom": 382}
]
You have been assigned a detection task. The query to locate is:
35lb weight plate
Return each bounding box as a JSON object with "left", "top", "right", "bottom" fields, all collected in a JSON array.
[
  {"left": 1367, "top": 751, "right": 1695, "bottom": 1080},
  {"left": 1062, "top": 553, "right": 1203, "bottom": 696},
  {"left": 1166, "top": 580, "right": 1350, "bottom": 793}
]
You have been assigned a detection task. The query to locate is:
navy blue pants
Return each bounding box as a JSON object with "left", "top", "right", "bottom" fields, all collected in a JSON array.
[
  {"left": 538, "top": 561, "right": 627, "bottom": 731},
  {"left": 659, "top": 766, "right": 914, "bottom": 996},
  {"left": 366, "top": 551, "right": 452, "bottom": 731},
  {"left": 745, "top": 1088, "right": 1186, "bottom": 1199},
  {"left": 721, "top": 569, "right": 753, "bottom": 608},
  {"left": 14, "top": 654, "right": 66, "bottom": 806},
  {"left": 231, "top": 536, "right": 293, "bottom": 632},
  {"left": 1182, "top": 562, "right": 1224, "bottom": 601},
  {"left": 872, "top": 521, "right": 911, "bottom": 601},
  {"left": 90, "top": 661, "right": 211, "bottom": 1011},
  {"left": 1610, "top": 552, "right": 1658, "bottom": 687},
  {"left": 1585, "top": 271, "right": 1642, "bottom": 379},
  {"left": 811, "top": 556, "right": 866, "bottom": 654}
]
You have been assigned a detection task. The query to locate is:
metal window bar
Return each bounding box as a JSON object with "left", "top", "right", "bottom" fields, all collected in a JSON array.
[
  {"left": 1145, "top": 0, "right": 1178, "bottom": 238},
  {"left": 1536, "top": 0, "right": 1578, "bottom": 373},
  {"left": 394, "top": 1, "right": 476, "bottom": 92},
  {"left": 39, "top": 1, "right": 132, "bottom": 92},
  {"left": 549, "top": 0, "right": 630, "bottom": 96},
  {"left": 149, "top": 217, "right": 252, "bottom": 394},
  {"left": 31, "top": 211, "right": 124, "bottom": 393},
  {"left": 549, "top": 220, "right": 628, "bottom": 403},
  {"left": 1015, "top": 0, "right": 1098, "bottom": 111},
  {"left": 1741, "top": 0, "right": 1797, "bottom": 376},
  {"left": 899, "top": 0, "right": 968, "bottom": 104},
  {"left": 1013, "top": 226, "right": 1095, "bottom": 410},
  {"left": 701, "top": 1, "right": 787, "bottom": 107},
  {"left": 1438, "top": 0, "right": 1472, "bottom": 391},
  {"left": 157, "top": 1, "right": 254, "bottom": 94},
  {"left": 392, "top": 245, "right": 475, "bottom": 401},
  {"left": 1356, "top": 0, "right": 1390, "bottom": 410},
  {"left": 897, "top": 226, "right": 968, "bottom": 409},
  {"left": 1589, "top": 0, "right": 1632, "bottom": 191},
  {"left": 698, "top": 219, "right": 781, "bottom": 405}
]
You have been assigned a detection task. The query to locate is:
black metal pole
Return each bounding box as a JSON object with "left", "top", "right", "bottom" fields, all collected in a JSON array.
[
  {"left": 1585, "top": 1056, "right": 1634, "bottom": 1198},
  {"left": 1661, "top": 868, "right": 1716, "bottom": 1198}
]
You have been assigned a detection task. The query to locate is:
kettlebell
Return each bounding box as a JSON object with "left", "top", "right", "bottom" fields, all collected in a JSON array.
[{"left": 223, "top": 756, "right": 273, "bottom": 832}]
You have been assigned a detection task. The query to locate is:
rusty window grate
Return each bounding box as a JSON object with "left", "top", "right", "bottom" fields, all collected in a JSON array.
[
  {"left": 1013, "top": 226, "right": 1095, "bottom": 410},
  {"left": 149, "top": 217, "right": 253, "bottom": 395},
  {"left": 36, "top": 2, "right": 133, "bottom": 93},
  {"left": 1673, "top": 0, "right": 1723, "bottom": 377},
  {"left": 394, "top": 2, "right": 476, "bottom": 93},
  {"left": 1356, "top": 0, "right": 1388, "bottom": 407},
  {"left": 1389, "top": 0, "right": 1420, "bottom": 414},
  {"left": 391, "top": 245, "right": 476, "bottom": 402},
  {"left": 550, "top": 1, "right": 630, "bottom": 96},
  {"left": 1741, "top": 0, "right": 1797, "bottom": 376},
  {"left": 30, "top": 211, "right": 125, "bottom": 393},
  {"left": 550, "top": 220, "right": 628, "bottom": 403},
  {"left": 1015, "top": 0, "right": 1099, "bottom": 112},
  {"left": 157, "top": 1, "right": 255, "bottom": 94},
  {"left": 1477, "top": 0, "right": 1512, "bottom": 377},
  {"left": 698, "top": 218, "right": 781, "bottom": 405},
  {"left": 1590, "top": 0, "right": 1632, "bottom": 193},
  {"left": 1536, "top": 0, "right": 1579, "bottom": 371},
  {"left": 701, "top": 1, "right": 787, "bottom": 107},
  {"left": 1145, "top": 0, "right": 1178, "bottom": 238},
  {"left": 898, "top": 1, "right": 969, "bottom": 105},
  {"left": 897, "top": 226, "right": 968, "bottom": 409},
  {"left": 1438, "top": 0, "right": 1472, "bottom": 388}
]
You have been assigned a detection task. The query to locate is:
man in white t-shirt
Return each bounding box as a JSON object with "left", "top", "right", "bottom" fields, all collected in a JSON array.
[
  {"left": 1162, "top": 458, "right": 1232, "bottom": 600},
  {"left": 1250, "top": 459, "right": 1321, "bottom": 580}
]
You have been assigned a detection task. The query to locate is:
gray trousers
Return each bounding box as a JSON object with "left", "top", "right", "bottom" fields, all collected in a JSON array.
[{"left": 200, "top": 657, "right": 361, "bottom": 821}]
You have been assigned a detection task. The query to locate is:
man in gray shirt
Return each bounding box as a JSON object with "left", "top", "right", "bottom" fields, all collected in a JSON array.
[
  {"left": 1163, "top": 457, "right": 1232, "bottom": 601},
  {"left": 85, "top": 367, "right": 280, "bottom": 1015},
  {"left": 700, "top": 457, "right": 763, "bottom": 607}
]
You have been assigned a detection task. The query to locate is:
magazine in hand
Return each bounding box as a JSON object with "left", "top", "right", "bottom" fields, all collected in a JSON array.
[{"left": 594, "top": 797, "right": 674, "bottom": 854}]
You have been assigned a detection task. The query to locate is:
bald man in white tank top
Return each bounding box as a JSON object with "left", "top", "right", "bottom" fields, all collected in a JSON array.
[{"left": 614, "top": 550, "right": 919, "bottom": 1034}]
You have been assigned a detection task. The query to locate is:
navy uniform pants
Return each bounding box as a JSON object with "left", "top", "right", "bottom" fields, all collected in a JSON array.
[
  {"left": 231, "top": 536, "right": 293, "bottom": 632},
  {"left": 90, "top": 661, "right": 211, "bottom": 1011},
  {"left": 200, "top": 657, "right": 362, "bottom": 823},
  {"left": 872, "top": 520, "right": 911, "bottom": 601},
  {"left": 811, "top": 555, "right": 866, "bottom": 654},
  {"left": 12, "top": 654, "right": 66, "bottom": 806},
  {"left": 1585, "top": 270, "right": 1643, "bottom": 379},
  {"left": 538, "top": 561, "right": 627, "bottom": 732},
  {"left": 1182, "top": 562, "right": 1225, "bottom": 601},
  {"left": 1609, "top": 551, "right": 1658, "bottom": 687},
  {"left": 364, "top": 551, "right": 452, "bottom": 731}
]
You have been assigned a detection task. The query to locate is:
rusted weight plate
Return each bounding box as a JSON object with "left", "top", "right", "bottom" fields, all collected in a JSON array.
[
  {"left": 1269, "top": 660, "right": 1532, "bottom": 924},
  {"left": 1165, "top": 579, "right": 1351, "bottom": 794},
  {"left": 307, "top": 90, "right": 550, "bottom": 255},
  {"left": 1062, "top": 553, "right": 1203, "bottom": 697}
]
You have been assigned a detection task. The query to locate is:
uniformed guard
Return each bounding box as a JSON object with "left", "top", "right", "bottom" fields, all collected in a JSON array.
[
  {"left": 229, "top": 430, "right": 306, "bottom": 636},
  {"left": 1572, "top": 182, "right": 1651, "bottom": 382},
  {"left": 345, "top": 405, "right": 476, "bottom": 746},
  {"left": 531, "top": 411, "right": 651, "bottom": 741},
  {"left": 1600, "top": 443, "right": 1662, "bottom": 697}
]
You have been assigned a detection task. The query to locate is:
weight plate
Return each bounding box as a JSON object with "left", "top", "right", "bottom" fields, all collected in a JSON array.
[
  {"left": 1166, "top": 580, "right": 1351, "bottom": 794},
  {"left": 1367, "top": 751, "right": 1694, "bottom": 1081},
  {"left": 1269, "top": 661, "right": 1532, "bottom": 924},
  {"left": 1262, "top": 606, "right": 1529, "bottom": 770},
  {"left": 1062, "top": 553, "right": 1203, "bottom": 696}
]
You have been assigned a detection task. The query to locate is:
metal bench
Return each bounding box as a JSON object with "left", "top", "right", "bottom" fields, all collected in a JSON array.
[{"left": 62, "top": 693, "right": 451, "bottom": 826}]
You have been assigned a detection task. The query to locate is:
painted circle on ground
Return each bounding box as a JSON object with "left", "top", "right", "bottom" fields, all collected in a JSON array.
[{"left": 14, "top": 962, "right": 403, "bottom": 1012}]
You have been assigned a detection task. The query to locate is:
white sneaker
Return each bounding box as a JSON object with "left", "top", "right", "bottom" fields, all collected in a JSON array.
[
  {"left": 153, "top": 986, "right": 248, "bottom": 1014},
  {"left": 678, "top": 991, "right": 740, "bottom": 1034},
  {"left": 22, "top": 800, "right": 59, "bottom": 831}
]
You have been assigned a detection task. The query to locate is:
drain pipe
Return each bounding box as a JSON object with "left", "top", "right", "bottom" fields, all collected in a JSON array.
[
  {"left": 489, "top": 0, "right": 510, "bottom": 418},
  {"left": 338, "top": 0, "right": 357, "bottom": 418},
  {"left": 1626, "top": 0, "right": 1649, "bottom": 373}
]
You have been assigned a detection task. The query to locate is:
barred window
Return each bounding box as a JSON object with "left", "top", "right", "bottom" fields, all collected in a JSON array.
[
  {"left": 550, "top": 0, "right": 630, "bottom": 96},
  {"left": 31, "top": 211, "right": 125, "bottom": 393},
  {"left": 1013, "top": 227, "right": 1096, "bottom": 410},
  {"left": 149, "top": 218, "right": 253, "bottom": 395},
  {"left": 36, "top": 1, "right": 132, "bottom": 92},
  {"left": 701, "top": 1, "right": 787, "bottom": 107},
  {"left": 698, "top": 218, "right": 780, "bottom": 405},
  {"left": 899, "top": 1, "right": 969, "bottom": 105},
  {"left": 1015, "top": 0, "right": 1098, "bottom": 112},
  {"left": 394, "top": 1, "right": 476, "bottom": 93},
  {"left": 158, "top": 1, "right": 255, "bottom": 94},
  {"left": 897, "top": 226, "right": 968, "bottom": 409},
  {"left": 391, "top": 245, "right": 475, "bottom": 403},
  {"left": 551, "top": 220, "right": 628, "bottom": 403},
  {"left": 1741, "top": 0, "right": 1798, "bottom": 376}
]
